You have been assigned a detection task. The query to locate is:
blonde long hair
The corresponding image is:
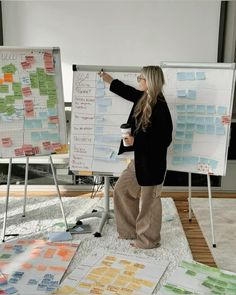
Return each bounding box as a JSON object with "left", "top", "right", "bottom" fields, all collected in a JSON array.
[{"left": 133, "top": 66, "right": 165, "bottom": 132}]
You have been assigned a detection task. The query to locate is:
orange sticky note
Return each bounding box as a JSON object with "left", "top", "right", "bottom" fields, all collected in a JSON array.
[
  {"left": 48, "top": 265, "right": 66, "bottom": 272},
  {"left": 35, "top": 264, "right": 47, "bottom": 271},
  {"left": 4, "top": 73, "right": 13, "bottom": 82},
  {"left": 0, "top": 77, "right": 4, "bottom": 84},
  {"left": 21, "top": 262, "right": 32, "bottom": 269}
]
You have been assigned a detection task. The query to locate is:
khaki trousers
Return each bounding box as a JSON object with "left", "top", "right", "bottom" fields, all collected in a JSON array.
[{"left": 113, "top": 160, "right": 163, "bottom": 249}]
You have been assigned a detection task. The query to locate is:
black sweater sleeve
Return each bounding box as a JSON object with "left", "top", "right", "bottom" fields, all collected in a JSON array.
[{"left": 110, "top": 79, "right": 143, "bottom": 103}]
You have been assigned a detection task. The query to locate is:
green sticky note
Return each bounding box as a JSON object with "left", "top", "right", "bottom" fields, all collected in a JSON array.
[
  {"left": 6, "top": 105, "right": 15, "bottom": 115},
  {"left": 0, "top": 84, "right": 9, "bottom": 93},
  {"left": 29, "top": 72, "right": 39, "bottom": 88},
  {"left": 0, "top": 253, "right": 11, "bottom": 259},
  {"left": 1, "top": 63, "right": 17, "bottom": 73},
  {"left": 12, "top": 82, "right": 21, "bottom": 92},
  {"left": 5, "top": 95, "right": 15, "bottom": 104},
  {"left": 186, "top": 270, "right": 197, "bottom": 276}
]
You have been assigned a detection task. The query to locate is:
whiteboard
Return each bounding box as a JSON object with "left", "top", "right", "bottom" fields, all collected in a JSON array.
[
  {"left": 162, "top": 62, "right": 236, "bottom": 176},
  {"left": 70, "top": 64, "right": 235, "bottom": 177},
  {"left": 0, "top": 47, "right": 67, "bottom": 158},
  {"left": 70, "top": 65, "right": 140, "bottom": 175}
]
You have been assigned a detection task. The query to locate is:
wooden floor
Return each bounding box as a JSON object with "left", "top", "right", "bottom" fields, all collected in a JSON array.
[{"left": 1, "top": 190, "right": 236, "bottom": 267}]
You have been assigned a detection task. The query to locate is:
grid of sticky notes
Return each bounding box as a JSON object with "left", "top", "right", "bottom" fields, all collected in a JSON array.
[
  {"left": 0, "top": 239, "right": 78, "bottom": 294},
  {"left": 0, "top": 50, "right": 67, "bottom": 158},
  {"left": 172, "top": 71, "right": 228, "bottom": 174},
  {"left": 160, "top": 260, "right": 236, "bottom": 294},
  {"left": 55, "top": 254, "right": 165, "bottom": 295}
]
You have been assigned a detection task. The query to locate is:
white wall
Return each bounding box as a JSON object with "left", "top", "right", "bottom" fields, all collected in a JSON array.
[{"left": 2, "top": 1, "right": 221, "bottom": 102}]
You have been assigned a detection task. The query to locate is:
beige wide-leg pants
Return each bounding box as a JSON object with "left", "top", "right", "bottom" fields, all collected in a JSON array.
[{"left": 113, "top": 160, "right": 163, "bottom": 249}]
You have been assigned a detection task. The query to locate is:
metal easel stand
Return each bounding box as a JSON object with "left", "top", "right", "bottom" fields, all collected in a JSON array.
[
  {"left": 188, "top": 172, "right": 216, "bottom": 247},
  {"left": 76, "top": 176, "right": 114, "bottom": 237},
  {"left": 1, "top": 155, "right": 68, "bottom": 242}
]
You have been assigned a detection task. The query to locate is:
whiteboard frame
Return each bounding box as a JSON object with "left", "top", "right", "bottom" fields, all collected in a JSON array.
[
  {"left": 161, "top": 61, "right": 236, "bottom": 176},
  {"left": 0, "top": 46, "right": 67, "bottom": 158}
]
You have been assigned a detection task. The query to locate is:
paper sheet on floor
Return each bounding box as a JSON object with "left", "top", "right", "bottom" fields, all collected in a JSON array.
[{"left": 54, "top": 249, "right": 169, "bottom": 295}]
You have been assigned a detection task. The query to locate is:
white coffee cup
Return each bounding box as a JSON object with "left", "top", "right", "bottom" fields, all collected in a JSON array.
[{"left": 120, "top": 123, "right": 132, "bottom": 147}]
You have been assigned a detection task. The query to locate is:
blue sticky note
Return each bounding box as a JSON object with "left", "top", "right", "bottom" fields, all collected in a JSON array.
[
  {"left": 96, "top": 105, "right": 108, "bottom": 113},
  {"left": 172, "top": 156, "right": 184, "bottom": 165},
  {"left": 96, "top": 79, "right": 105, "bottom": 89},
  {"left": 31, "top": 119, "right": 42, "bottom": 128},
  {"left": 196, "top": 72, "right": 206, "bottom": 80},
  {"left": 48, "top": 108, "right": 57, "bottom": 115},
  {"left": 185, "top": 72, "right": 195, "bottom": 80},
  {"left": 195, "top": 116, "right": 205, "bottom": 124},
  {"left": 96, "top": 98, "right": 112, "bottom": 106},
  {"left": 95, "top": 126, "right": 104, "bottom": 133},
  {"left": 48, "top": 231, "right": 72, "bottom": 242},
  {"left": 31, "top": 131, "right": 41, "bottom": 141},
  {"left": 24, "top": 120, "right": 33, "bottom": 129},
  {"left": 95, "top": 115, "right": 104, "bottom": 124},
  {"left": 48, "top": 123, "right": 57, "bottom": 129},
  {"left": 186, "top": 116, "right": 195, "bottom": 124},
  {"left": 186, "top": 105, "right": 196, "bottom": 113},
  {"left": 196, "top": 124, "right": 206, "bottom": 133},
  {"left": 176, "top": 104, "right": 186, "bottom": 113},
  {"left": 4, "top": 287, "right": 18, "bottom": 294},
  {"left": 185, "top": 131, "right": 194, "bottom": 141},
  {"left": 205, "top": 116, "right": 214, "bottom": 124},
  {"left": 176, "top": 123, "right": 186, "bottom": 131},
  {"left": 177, "top": 90, "right": 186, "bottom": 97},
  {"left": 206, "top": 105, "right": 216, "bottom": 114},
  {"left": 187, "top": 90, "right": 196, "bottom": 99},
  {"left": 175, "top": 131, "right": 185, "bottom": 140},
  {"left": 196, "top": 105, "right": 206, "bottom": 114},
  {"left": 188, "top": 156, "right": 199, "bottom": 165},
  {"left": 50, "top": 133, "right": 60, "bottom": 141},
  {"left": 186, "top": 123, "right": 195, "bottom": 131},
  {"left": 206, "top": 125, "right": 215, "bottom": 135},
  {"left": 177, "top": 72, "right": 186, "bottom": 81},
  {"left": 177, "top": 115, "right": 186, "bottom": 123},
  {"left": 199, "top": 157, "right": 209, "bottom": 164},
  {"left": 39, "top": 111, "right": 48, "bottom": 118},
  {"left": 209, "top": 159, "right": 218, "bottom": 169},
  {"left": 96, "top": 89, "right": 105, "bottom": 98},
  {"left": 173, "top": 144, "right": 183, "bottom": 153},
  {"left": 217, "top": 106, "right": 227, "bottom": 115},
  {"left": 215, "top": 117, "right": 222, "bottom": 126},
  {"left": 183, "top": 144, "right": 192, "bottom": 152},
  {"left": 41, "top": 131, "right": 50, "bottom": 140}
]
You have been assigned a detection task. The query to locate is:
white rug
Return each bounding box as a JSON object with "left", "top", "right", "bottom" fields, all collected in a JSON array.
[
  {"left": 0, "top": 196, "right": 192, "bottom": 293},
  {"left": 192, "top": 198, "right": 236, "bottom": 272}
]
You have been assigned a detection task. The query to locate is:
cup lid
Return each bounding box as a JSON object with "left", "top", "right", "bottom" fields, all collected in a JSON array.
[{"left": 120, "top": 123, "right": 131, "bottom": 129}]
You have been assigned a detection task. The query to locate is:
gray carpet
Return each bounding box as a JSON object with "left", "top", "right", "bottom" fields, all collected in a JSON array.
[
  {"left": 192, "top": 198, "right": 236, "bottom": 272},
  {"left": 0, "top": 196, "right": 192, "bottom": 293}
]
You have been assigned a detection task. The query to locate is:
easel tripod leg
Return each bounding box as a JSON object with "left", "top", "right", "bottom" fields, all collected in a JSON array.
[
  {"left": 22, "top": 156, "right": 29, "bottom": 217},
  {"left": 2, "top": 158, "right": 12, "bottom": 242},
  {"left": 49, "top": 156, "right": 68, "bottom": 230},
  {"left": 207, "top": 174, "right": 216, "bottom": 247}
]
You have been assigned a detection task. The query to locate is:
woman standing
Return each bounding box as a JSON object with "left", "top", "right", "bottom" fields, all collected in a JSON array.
[{"left": 99, "top": 66, "right": 173, "bottom": 249}]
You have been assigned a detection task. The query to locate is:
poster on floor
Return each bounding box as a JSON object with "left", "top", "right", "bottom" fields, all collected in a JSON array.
[
  {"left": 54, "top": 250, "right": 169, "bottom": 295},
  {"left": 0, "top": 239, "right": 79, "bottom": 294},
  {"left": 158, "top": 259, "right": 236, "bottom": 294}
]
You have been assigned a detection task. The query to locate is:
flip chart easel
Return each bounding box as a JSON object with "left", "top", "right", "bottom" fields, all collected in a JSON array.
[
  {"left": 162, "top": 62, "right": 236, "bottom": 247},
  {"left": 1, "top": 156, "right": 68, "bottom": 242},
  {"left": 0, "top": 47, "right": 68, "bottom": 241},
  {"left": 70, "top": 65, "right": 140, "bottom": 236}
]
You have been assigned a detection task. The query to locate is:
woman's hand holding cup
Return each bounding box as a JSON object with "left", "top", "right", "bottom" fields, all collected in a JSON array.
[{"left": 120, "top": 123, "right": 133, "bottom": 147}]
